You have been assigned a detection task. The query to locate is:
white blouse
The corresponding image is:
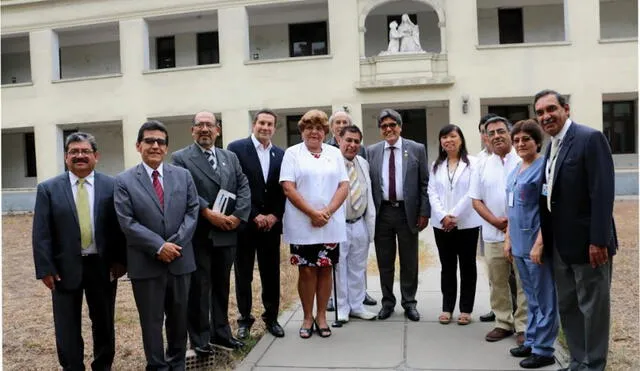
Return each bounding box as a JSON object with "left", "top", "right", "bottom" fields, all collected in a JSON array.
[{"left": 280, "top": 143, "right": 348, "bottom": 245}]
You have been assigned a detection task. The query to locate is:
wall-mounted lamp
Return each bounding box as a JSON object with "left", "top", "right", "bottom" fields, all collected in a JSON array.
[{"left": 462, "top": 94, "right": 470, "bottom": 114}]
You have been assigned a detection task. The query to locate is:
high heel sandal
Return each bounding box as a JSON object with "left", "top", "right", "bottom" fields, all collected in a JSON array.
[
  {"left": 314, "top": 320, "right": 332, "bottom": 338},
  {"left": 299, "top": 319, "right": 314, "bottom": 339}
]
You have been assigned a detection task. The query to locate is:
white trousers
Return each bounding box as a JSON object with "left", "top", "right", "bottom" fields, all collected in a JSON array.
[{"left": 336, "top": 218, "right": 369, "bottom": 319}]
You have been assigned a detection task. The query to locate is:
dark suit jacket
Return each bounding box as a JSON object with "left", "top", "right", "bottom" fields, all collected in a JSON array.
[
  {"left": 540, "top": 121, "right": 618, "bottom": 264},
  {"left": 227, "top": 137, "right": 285, "bottom": 234},
  {"left": 32, "top": 171, "right": 126, "bottom": 290},
  {"left": 367, "top": 137, "right": 430, "bottom": 234},
  {"left": 114, "top": 163, "right": 199, "bottom": 279},
  {"left": 171, "top": 144, "right": 251, "bottom": 247}
]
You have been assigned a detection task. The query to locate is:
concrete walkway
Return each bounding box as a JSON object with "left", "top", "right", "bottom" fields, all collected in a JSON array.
[{"left": 238, "top": 229, "right": 567, "bottom": 371}]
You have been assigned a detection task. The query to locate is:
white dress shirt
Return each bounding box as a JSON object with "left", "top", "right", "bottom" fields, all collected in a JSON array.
[
  {"left": 142, "top": 161, "right": 164, "bottom": 189},
  {"left": 251, "top": 133, "right": 272, "bottom": 182},
  {"left": 69, "top": 171, "right": 97, "bottom": 255},
  {"left": 469, "top": 148, "right": 521, "bottom": 242},
  {"left": 382, "top": 136, "right": 404, "bottom": 201},
  {"left": 428, "top": 156, "right": 482, "bottom": 230},
  {"left": 280, "top": 143, "right": 348, "bottom": 245},
  {"left": 545, "top": 118, "right": 572, "bottom": 180}
]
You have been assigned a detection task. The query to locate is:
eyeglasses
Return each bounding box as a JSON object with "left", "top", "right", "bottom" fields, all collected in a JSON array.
[
  {"left": 487, "top": 128, "right": 508, "bottom": 137},
  {"left": 142, "top": 137, "right": 167, "bottom": 146},
  {"left": 379, "top": 122, "right": 398, "bottom": 130},
  {"left": 194, "top": 122, "right": 217, "bottom": 129},
  {"left": 67, "top": 149, "right": 94, "bottom": 156}
]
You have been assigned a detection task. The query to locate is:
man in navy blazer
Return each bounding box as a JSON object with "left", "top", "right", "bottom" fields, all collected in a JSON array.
[
  {"left": 115, "top": 121, "right": 199, "bottom": 370},
  {"left": 32, "top": 132, "right": 126, "bottom": 371},
  {"left": 227, "top": 109, "right": 286, "bottom": 339},
  {"left": 535, "top": 90, "right": 617, "bottom": 371}
]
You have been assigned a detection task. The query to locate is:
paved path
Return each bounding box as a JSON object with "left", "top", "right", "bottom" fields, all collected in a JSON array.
[{"left": 238, "top": 229, "right": 567, "bottom": 371}]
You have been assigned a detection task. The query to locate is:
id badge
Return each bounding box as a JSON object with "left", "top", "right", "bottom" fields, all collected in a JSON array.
[
  {"left": 508, "top": 192, "right": 514, "bottom": 207},
  {"left": 541, "top": 184, "right": 549, "bottom": 197}
]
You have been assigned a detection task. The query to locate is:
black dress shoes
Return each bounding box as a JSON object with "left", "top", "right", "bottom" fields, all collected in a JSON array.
[
  {"left": 211, "top": 337, "right": 245, "bottom": 351},
  {"left": 519, "top": 354, "right": 555, "bottom": 369},
  {"left": 266, "top": 321, "right": 285, "bottom": 337},
  {"left": 327, "top": 298, "right": 335, "bottom": 312},
  {"left": 405, "top": 307, "right": 420, "bottom": 322},
  {"left": 363, "top": 292, "right": 377, "bottom": 306},
  {"left": 193, "top": 343, "right": 215, "bottom": 356},
  {"left": 377, "top": 307, "right": 394, "bottom": 320},
  {"left": 237, "top": 325, "right": 251, "bottom": 340},
  {"left": 480, "top": 311, "right": 496, "bottom": 322},
  {"left": 510, "top": 345, "right": 532, "bottom": 357}
]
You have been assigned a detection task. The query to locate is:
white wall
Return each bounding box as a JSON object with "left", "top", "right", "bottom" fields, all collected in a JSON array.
[
  {"left": 60, "top": 41, "right": 121, "bottom": 78},
  {"left": 1, "top": 52, "right": 31, "bottom": 83},
  {"left": 249, "top": 24, "right": 289, "bottom": 60},
  {"left": 365, "top": 11, "right": 441, "bottom": 56},
  {"left": 600, "top": 0, "right": 638, "bottom": 39},
  {"left": 477, "top": 4, "right": 565, "bottom": 45},
  {"left": 1, "top": 132, "right": 37, "bottom": 188},
  {"left": 81, "top": 125, "right": 125, "bottom": 175}
]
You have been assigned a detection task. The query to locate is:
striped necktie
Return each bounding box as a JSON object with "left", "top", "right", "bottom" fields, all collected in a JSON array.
[
  {"left": 205, "top": 149, "right": 217, "bottom": 170},
  {"left": 76, "top": 178, "right": 92, "bottom": 249},
  {"left": 348, "top": 161, "right": 363, "bottom": 212}
]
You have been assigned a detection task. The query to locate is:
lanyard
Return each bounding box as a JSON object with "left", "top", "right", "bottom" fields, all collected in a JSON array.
[{"left": 446, "top": 160, "right": 458, "bottom": 190}]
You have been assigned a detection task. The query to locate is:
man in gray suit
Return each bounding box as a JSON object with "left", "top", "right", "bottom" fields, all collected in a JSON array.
[
  {"left": 367, "top": 109, "right": 430, "bottom": 321},
  {"left": 172, "top": 111, "right": 251, "bottom": 353},
  {"left": 114, "top": 120, "right": 199, "bottom": 371},
  {"left": 33, "top": 132, "right": 126, "bottom": 371}
]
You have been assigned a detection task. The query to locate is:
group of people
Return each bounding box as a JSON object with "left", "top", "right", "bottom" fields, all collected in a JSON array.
[{"left": 32, "top": 89, "right": 617, "bottom": 371}]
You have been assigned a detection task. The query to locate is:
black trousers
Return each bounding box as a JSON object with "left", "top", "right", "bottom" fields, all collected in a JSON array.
[
  {"left": 374, "top": 204, "right": 419, "bottom": 310},
  {"left": 433, "top": 227, "right": 480, "bottom": 313},
  {"left": 187, "top": 242, "right": 235, "bottom": 347},
  {"left": 234, "top": 230, "right": 281, "bottom": 325},
  {"left": 52, "top": 256, "right": 117, "bottom": 371}
]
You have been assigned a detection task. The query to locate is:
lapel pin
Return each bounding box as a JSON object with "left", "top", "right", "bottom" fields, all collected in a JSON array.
[{"left": 222, "top": 162, "right": 226, "bottom": 166}]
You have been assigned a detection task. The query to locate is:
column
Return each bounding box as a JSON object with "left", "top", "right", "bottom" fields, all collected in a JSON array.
[
  {"left": 332, "top": 103, "right": 363, "bottom": 130},
  {"left": 218, "top": 7, "right": 249, "bottom": 67},
  {"left": 119, "top": 18, "right": 149, "bottom": 76},
  {"left": 220, "top": 109, "right": 251, "bottom": 148},
  {"left": 29, "top": 29, "right": 59, "bottom": 85},
  {"left": 34, "top": 123, "right": 63, "bottom": 182}
]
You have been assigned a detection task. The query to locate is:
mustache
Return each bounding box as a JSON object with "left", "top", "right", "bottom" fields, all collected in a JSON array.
[{"left": 72, "top": 158, "right": 89, "bottom": 163}]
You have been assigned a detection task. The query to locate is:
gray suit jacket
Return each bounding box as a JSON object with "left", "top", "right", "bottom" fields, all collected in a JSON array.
[
  {"left": 171, "top": 144, "right": 251, "bottom": 247},
  {"left": 367, "top": 137, "right": 430, "bottom": 234},
  {"left": 114, "top": 163, "right": 199, "bottom": 279}
]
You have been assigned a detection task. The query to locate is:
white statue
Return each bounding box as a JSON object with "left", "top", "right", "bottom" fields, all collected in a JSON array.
[{"left": 379, "top": 14, "right": 425, "bottom": 55}]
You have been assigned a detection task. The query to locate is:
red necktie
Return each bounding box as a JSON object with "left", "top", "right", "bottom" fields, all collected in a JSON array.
[
  {"left": 388, "top": 146, "right": 396, "bottom": 201},
  {"left": 152, "top": 170, "right": 164, "bottom": 209}
]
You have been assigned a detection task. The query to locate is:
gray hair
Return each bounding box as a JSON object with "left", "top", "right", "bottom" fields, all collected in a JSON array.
[
  {"left": 377, "top": 108, "right": 403, "bottom": 127},
  {"left": 484, "top": 116, "right": 512, "bottom": 131},
  {"left": 64, "top": 132, "right": 98, "bottom": 153},
  {"left": 328, "top": 110, "right": 353, "bottom": 127}
]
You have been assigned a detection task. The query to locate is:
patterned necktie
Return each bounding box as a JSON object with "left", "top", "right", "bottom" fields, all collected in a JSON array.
[
  {"left": 547, "top": 138, "right": 561, "bottom": 211},
  {"left": 76, "top": 178, "right": 92, "bottom": 249},
  {"left": 152, "top": 170, "right": 164, "bottom": 209},
  {"left": 388, "top": 146, "right": 397, "bottom": 201},
  {"left": 205, "top": 149, "right": 217, "bottom": 170},
  {"left": 348, "top": 161, "right": 363, "bottom": 212}
]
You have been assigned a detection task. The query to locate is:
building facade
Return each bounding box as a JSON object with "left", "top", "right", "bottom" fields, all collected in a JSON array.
[{"left": 1, "top": 0, "right": 638, "bottom": 211}]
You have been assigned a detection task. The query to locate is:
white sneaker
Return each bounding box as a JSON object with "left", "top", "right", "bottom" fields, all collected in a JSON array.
[{"left": 350, "top": 310, "right": 377, "bottom": 320}]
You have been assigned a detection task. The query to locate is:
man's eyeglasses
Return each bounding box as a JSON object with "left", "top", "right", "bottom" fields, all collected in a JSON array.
[
  {"left": 142, "top": 137, "right": 167, "bottom": 146},
  {"left": 487, "top": 128, "right": 508, "bottom": 137},
  {"left": 194, "top": 122, "right": 217, "bottom": 129},
  {"left": 379, "top": 122, "right": 398, "bottom": 130},
  {"left": 67, "top": 149, "right": 94, "bottom": 156}
]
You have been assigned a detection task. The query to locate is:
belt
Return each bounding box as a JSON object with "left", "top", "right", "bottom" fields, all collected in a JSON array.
[
  {"left": 346, "top": 215, "right": 363, "bottom": 224},
  {"left": 381, "top": 200, "right": 404, "bottom": 208}
]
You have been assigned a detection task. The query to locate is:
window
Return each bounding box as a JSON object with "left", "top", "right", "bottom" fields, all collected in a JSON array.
[
  {"left": 498, "top": 8, "right": 524, "bottom": 44},
  {"left": 197, "top": 32, "right": 219, "bottom": 65},
  {"left": 289, "top": 22, "right": 328, "bottom": 57},
  {"left": 286, "top": 115, "right": 303, "bottom": 146},
  {"left": 24, "top": 133, "right": 37, "bottom": 177},
  {"left": 487, "top": 105, "right": 530, "bottom": 124},
  {"left": 603, "top": 101, "right": 636, "bottom": 154},
  {"left": 156, "top": 36, "right": 176, "bottom": 69}
]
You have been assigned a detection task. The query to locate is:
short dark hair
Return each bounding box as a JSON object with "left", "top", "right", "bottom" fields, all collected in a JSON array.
[
  {"left": 433, "top": 124, "right": 470, "bottom": 173},
  {"left": 479, "top": 113, "right": 498, "bottom": 132},
  {"left": 533, "top": 89, "right": 567, "bottom": 107},
  {"left": 485, "top": 116, "right": 512, "bottom": 132},
  {"left": 377, "top": 108, "right": 403, "bottom": 127},
  {"left": 65, "top": 132, "right": 98, "bottom": 153},
  {"left": 339, "top": 125, "right": 362, "bottom": 140},
  {"left": 137, "top": 120, "right": 169, "bottom": 145},
  {"left": 253, "top": 109, "right": 278, "bottom": 125},
  {"left": 511, "top": 119, "right": 544, "bottom": 153},
  {"left": 192, "top": 111, "right": 218, "bottom": 126}
]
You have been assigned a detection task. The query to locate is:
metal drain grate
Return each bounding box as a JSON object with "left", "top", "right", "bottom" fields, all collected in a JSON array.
[{"left": 185, "top": 350, "right": 217, "bottom": 370}]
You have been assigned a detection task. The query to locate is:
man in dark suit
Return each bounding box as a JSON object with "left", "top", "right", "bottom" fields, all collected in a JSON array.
[
  {"left": 114, "top": 121, "right": 199, "bottom": 370},
  {"left": 227, "top": 109, "right": 286, "bottom": 339},
  {"left": 33, "top": 132, "right": 126, "bottom": 371},
  {"left": 172, "top": 111, "right": 251, "bottom": 353},
  {"left": 367, "top": 109, "right": 430, "bottom": 321},
  {"left": 535, "top": 90, "right": 617, "bottom": 371}
]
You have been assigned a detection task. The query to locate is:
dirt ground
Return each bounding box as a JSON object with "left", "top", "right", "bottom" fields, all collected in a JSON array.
[{"left": 3, "top": 200, "right": 638, "bottom": 370}]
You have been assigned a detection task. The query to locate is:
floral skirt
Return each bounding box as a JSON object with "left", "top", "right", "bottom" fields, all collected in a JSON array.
[{"left": 289, "top": 243, "right": 340, "bottom": 267}]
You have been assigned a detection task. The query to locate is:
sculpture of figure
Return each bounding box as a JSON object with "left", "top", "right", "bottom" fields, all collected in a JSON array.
[
  {"left": 398, "top": 14, "right": 423, "bottom": 52},
  {"left": 385, "top": 21, "right": 401, "bottom": 53}
]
